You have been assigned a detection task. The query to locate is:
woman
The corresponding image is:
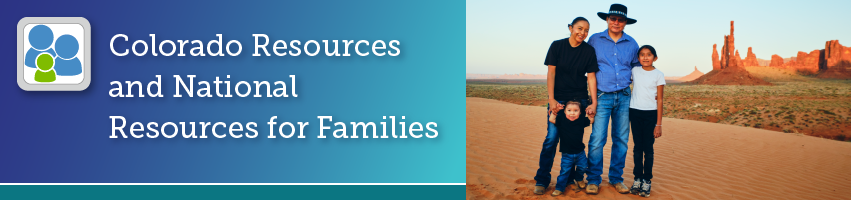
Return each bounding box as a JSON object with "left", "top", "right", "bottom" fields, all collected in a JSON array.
[{"left": 533, "top": 16, "right": 600, "bottom": 195}]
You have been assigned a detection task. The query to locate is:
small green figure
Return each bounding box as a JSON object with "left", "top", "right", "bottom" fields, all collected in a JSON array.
[{"left": 34, "top": 53, "right": 56, "bottom": 82}]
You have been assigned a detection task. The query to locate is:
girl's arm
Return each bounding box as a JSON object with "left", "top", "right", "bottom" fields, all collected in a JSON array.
[
  {"left": 547, "top": 65, "right": 562, "bottom": 113},
  {"left": 654, "top": 85, "right": 664, "bottom": 138}
]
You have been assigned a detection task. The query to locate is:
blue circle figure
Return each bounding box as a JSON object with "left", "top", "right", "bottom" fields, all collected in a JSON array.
[
  {"left": 28, "top": 25, "right": 53, "bottom": 50},
  {"left": 25, "top": 25, "right": 56, "bottom": 69},
  {"left": 55, "top": 35, "right": 79, "bottom": 59},
  {"left": 53, "top": 34, "right": 83, "bottom": 76}
]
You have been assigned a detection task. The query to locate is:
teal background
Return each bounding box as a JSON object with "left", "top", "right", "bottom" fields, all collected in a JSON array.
[
  {"left": 0, "top": 185, "right": 465, "bottom": 199},
  {"left": 1, "top": 0, "right": 465, "bottom": 183}
]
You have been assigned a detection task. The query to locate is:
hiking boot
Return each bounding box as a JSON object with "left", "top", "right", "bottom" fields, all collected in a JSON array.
[
  {"left": 612, "top": 182, "right": 630, "bottom": 194},
  {"left": 639, "top": 180, "right": 652, "bottom": 197},
  {"left": 585, "top": 184, "right": 599, "bottom": 195},
  {"left": 575, "top": 180, "right": 587, "bottom": 189},
  {"left": 630, "top": 179, "right": 643, "bottom": 194},
  {"left": 533, "top": 186, "right": 545, "bottom": 195},
  {"left": 551, "top": 189, "right": 563, "bottom": 196}
]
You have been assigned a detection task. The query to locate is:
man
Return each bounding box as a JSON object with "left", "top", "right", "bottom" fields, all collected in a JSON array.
[{"left": 585, "top": 3, "right": 640, "bottom": 195}]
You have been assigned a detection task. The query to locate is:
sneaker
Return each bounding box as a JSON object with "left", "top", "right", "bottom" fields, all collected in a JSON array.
[
  {"left": 551, "top": 189, "right": 563, "bottom": 196},
  {"left": 639, "top": 180, "right": 652, "bottom": 197},
  {"left": 630, "top": 179, "right": 643, "bottom": 194},
  {"left": 533, "top": 186, "right": 545, "bottom": 195},
  {"left": 585, "top": 184, "right": 599, "bottom": 195},
  {"left": 575, "top": 180, "right": 587, "bottom": 189},
  {"left": 612, "top": 182, "right": 631, "bottom": 194}
]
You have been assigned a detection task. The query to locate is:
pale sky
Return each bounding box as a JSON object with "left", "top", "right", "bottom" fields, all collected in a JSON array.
[{"left": 467, "top": 0, "right": 851, "bottom": 76}]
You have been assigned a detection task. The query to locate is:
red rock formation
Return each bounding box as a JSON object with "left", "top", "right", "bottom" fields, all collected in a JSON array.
[
  {"left": 725, "top": 21, "right": 737, "bottom": 68},
  {"left": 823, "top": 40, "right": 851, "bottom": 68},
  {"left": 770, "top": 54, "right": 785, "bottom": 68},
  {"left": 693, "top": 21, "right": 771, "bottom": 85},
  {"left": 720, "top": 36, "right": 728, "bottom": 69},
  {"left": 717, "top": 21, "right": 739, "bottom": 69},
  {"left": 784, "top": 59, "right": 799, "bottom": 67},
  {"left": 756, "top": 40, "right": 851, "bottom": 79},
  {"left": 734, "top": 50, "right": 744, "bottom": 68},
  {"left": 712, "top": 44, "right": 720, "bottom": 70},
  {"left": 818, "top": 40, "right": 851, "bottom": 79},
  {"left": 678, "top": 66, "right": 705, "bottom": 81},
  {"left": 788, "top": 51, "right": 821, "bottom": 74},
  {"left": 744, "top": 47, "right": 759, "bottom": 66}
]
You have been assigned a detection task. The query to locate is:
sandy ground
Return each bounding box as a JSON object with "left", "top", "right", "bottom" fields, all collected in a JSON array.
[{"left": 466, "top": 97, "right": 851, "bottom": 200}]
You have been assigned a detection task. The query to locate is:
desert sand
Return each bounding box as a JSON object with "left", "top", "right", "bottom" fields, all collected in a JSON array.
[{"left": 466, "top": 97, "right": 851, "bottom": 200}]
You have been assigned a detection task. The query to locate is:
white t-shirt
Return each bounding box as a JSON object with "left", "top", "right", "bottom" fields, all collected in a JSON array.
[{"left": 630, "top": 67, "right": 666, "bottom": 110}]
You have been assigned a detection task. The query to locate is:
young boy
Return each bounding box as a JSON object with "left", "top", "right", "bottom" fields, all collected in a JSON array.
[{"left": 550, "top": 101, "right": 590, "bottom": 196}]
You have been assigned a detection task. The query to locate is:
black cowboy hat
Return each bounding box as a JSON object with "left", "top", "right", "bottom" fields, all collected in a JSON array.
[{"left": 597, "top": 4, "right": 637, "bottom": 24}]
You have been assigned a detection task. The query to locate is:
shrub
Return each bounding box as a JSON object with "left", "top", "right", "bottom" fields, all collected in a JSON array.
[
  {"left": 818, "top": 109, "right": 836, "bottom": 115},
  {"left": 784, "top": 115, "right": 796, "bottom": 121}
]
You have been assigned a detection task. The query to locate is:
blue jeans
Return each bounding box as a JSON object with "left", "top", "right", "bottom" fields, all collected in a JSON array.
[
  {"left": 534, "top": 99, "right": 588, "bottom": 187},
  {"left": 587, "top": 87, "right": 631, "bottom": 185},
  {"left": 555, "top": 151, "right": 588, "bottom": 191}
]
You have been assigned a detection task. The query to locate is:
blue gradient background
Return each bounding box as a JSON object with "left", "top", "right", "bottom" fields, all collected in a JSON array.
[{"left": 0, "top": 0, "right": 464, "bottom": 183}]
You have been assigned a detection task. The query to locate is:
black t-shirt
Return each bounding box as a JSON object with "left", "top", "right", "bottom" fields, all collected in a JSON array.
[
  {"left": 544, "top": 38, "right": 600, "bottom": 100},
  {"left": 556, "top": 107, "right": 590, "bottom": 154}
]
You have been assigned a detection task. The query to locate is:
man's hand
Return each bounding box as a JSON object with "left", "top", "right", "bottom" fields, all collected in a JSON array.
[{"left": 586, "top": 103, "right": 597, "bottom": 118}]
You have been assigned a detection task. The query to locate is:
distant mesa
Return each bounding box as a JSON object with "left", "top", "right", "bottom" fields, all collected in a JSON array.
[
  {"left": 756, "top": 58, "right": 771, "bottom": 67},
  {"left": 770, "top": 54, "right": 785, "bottom": 68},
  {"left": 690, "top": 21, "right": 772, "bottom": 85},
  {"left": 818, "top": 40, "right": 851, "bottom": 79},
  {"left": 677, "top": 66, "right": 704, "bottom": 82},
  {"left": 764, "top": 40, "right": 851, "bottom": 78}
]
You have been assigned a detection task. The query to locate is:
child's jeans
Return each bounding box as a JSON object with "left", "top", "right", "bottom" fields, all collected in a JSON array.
[
  {"left": 629, "top": 108, "right": 657, "bottom": 180},
  {"left": 555, "top": 150, "right": 588, "bottom": 191}
]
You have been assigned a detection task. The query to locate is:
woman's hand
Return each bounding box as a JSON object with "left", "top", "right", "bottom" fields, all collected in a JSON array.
[
  {"left": 548, "top": 99, "right": 563, "bottom": 113},
  {"left": 585, "top": 103, "right": 597, "bottom": 118},
  {"left": 654, "top": 126, "right": 662, "bottom": 138}
]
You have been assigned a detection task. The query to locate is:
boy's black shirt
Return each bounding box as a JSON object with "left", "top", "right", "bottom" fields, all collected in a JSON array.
[{"left": 556, "top": 108, "right": 590, "bottom": 154}]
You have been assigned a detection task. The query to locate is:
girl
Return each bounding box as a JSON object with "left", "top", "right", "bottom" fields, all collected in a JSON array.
[{"left": 628, "top": 45, "right": 665, "bottom": 197}]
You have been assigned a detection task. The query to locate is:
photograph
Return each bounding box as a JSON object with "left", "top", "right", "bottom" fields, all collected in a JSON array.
[{"left": 467, "top": 1, "right": 851, "bottom": 199}]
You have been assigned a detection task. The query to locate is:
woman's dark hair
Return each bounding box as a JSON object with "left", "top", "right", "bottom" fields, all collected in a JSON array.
[
  {"left": 638, "top": 45, "right": 657, "bottom": 58},
  {"left": 568, "top": 17, "right": 589, "bottom": 28}
]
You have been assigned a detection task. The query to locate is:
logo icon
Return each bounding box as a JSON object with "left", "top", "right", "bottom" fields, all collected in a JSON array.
[{"left": 17, "top": 17, "right": 90, "bottom": 91}]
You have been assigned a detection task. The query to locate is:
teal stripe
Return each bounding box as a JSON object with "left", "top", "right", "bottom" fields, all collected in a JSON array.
[{"left": 0, "top": 185, "right": 465, "bottom": 200}]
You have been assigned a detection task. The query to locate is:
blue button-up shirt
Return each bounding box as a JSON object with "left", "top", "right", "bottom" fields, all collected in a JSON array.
[{"left": 588, "top": 29, "right": 640, "bottom": 92}]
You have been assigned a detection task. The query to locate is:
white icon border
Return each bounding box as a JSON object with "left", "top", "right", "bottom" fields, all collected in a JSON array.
[{"left": 17, "top": 17, "right": 91, "bottom": 91}]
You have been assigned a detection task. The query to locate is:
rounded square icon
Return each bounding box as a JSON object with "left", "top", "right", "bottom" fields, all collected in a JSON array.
[{"left": 17, "top": 17, "right": 91, "bottom": 91}]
